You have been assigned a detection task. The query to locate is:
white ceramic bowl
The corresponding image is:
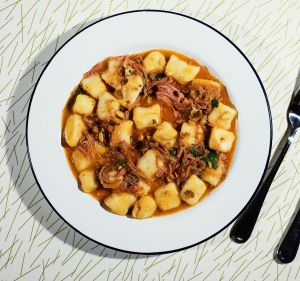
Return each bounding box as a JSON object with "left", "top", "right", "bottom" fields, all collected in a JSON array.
[{"left": 27, "top": 10, "right": 272, "bottom": 254}]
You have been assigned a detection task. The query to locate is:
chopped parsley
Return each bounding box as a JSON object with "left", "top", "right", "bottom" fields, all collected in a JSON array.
[
  {"left": 75, "top": 85, "right": 85, "bottom": 97},
  {"left": 155, "top": 72, "right": 164, "bottom": 80},
  {"left": 169, "top": 148, "right": 177, "bottom": 156},
  {"left": 212, "top": 98, "right": 219, "bottom": 108},
  {"left": 204, "top": 151, "right": 218, "bottom": 169},
  {"left": 190, "top": 145, "right": 202, "bottom": 157},
  {"left": 118, "top": 159, "right": 127, "bottom": 168}
]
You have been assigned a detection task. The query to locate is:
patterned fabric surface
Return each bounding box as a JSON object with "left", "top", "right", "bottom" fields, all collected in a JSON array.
[{"left": 0, "top": 0, "right": 299, "bottom": 280}]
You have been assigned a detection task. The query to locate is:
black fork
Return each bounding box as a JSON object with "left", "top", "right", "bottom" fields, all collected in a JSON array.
[{"left": 230, "top": 70, "right": 300, "bottom": 258}]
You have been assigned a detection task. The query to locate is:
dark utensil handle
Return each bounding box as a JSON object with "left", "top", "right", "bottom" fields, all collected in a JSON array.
[
  {"left": 230, "top": 126, "right": 296, "bottom": 243},
  {"left": 276, "top": 207, "right": 300, "bottom": 263}
]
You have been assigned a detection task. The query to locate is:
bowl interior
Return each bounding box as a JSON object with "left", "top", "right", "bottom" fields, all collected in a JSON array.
[{"left": 27, "top": 11, "right": 271, "bottom": 254}]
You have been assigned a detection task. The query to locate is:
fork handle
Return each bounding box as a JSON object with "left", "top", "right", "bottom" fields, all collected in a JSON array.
[
  {"left": 230, "top": 126, "right": 297, "bottom": 243},
  {"left": 275, "top": 206, "right": 300, "bottom": 263}
]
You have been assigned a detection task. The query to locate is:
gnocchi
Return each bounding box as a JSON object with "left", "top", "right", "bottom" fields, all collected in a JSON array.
[
  {"left": 64, "top": 114, "right": 85, "bottom": 147},
  {"left": 143, "top": 51, "right": 166, "bottom": 72},
  {"left": 180, "top": 175, "right": 207, "bottom": 205},
  {"left": 79, "top": 170, "right": 98, "bottom": 193},
  {"left": 201, "top": 166, "right": 223, "bottom": 186},
  {"left": 97, "top": 91, "right": 120, "bottom": 122},
  {"left": 165, "top": 55, "right": 200, "bottom": 84},
  {"left": 122, "top": 74, "right": 144, "bottom": 107},
  {"left": 104, "top": 192, "right": 136, "bottom": 216},
  {"left": 133, "top": 104, "right": 161, "bottom": 130},
  {"left": 73, "top": 94, "right": 96, "bottom": 114},
  {"left": 101, "top": 57, "right": 123, "bottom": 90},
  {"left": 154, "top": 182, "right": 181, "bottom": 211},
  {"left": 72, "top": 150, "right": 91, "bottom": 171},
  {"left": 209, "top": 127, "right": 235, "bottom": 152},
  {"left": 93, "top": 142, "right": 108, "bottom": 156},
  {"left": 153, "top": 121, "right": 178, "bottom": 148},
  {"left": 110, "top": 120, "right": 133, "bottom": 146},
  {"left": 137, "top": 149, "right": 164, "bottom": 180},
  {"left": 135, "top": 181, "right": 152, "bottom": 197},
  {"left": 132, "top": 196, "right": 157, "bottom": 219},
  {"left": 208, "top": 102, "right": 237, "bottom": 130},
  {"left": 81, "top": 74, "right": 107, "bottom": 99},
  {"left": 180, "top": 120, "right": 203, "bottom": 146},
  {"left": 191, "top": 79, "right": 220, "bottom": 94}
]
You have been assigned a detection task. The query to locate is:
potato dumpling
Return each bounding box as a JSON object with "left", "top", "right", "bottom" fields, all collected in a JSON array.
[
  {"left": 180, "top": 175, "right": 207, "bottom": 205},
  {"left": 137, "top": 149, "right": 163, "bottom": 180},
  {"left": 133, "top": 104, "right": 161, "bottom": 130},
  {"left": 154, "top": 182, "right": 181, "bottom": 211},
  {"left": 110, "top": 120, "right": 133, "bottom": 146},
  {"left": 135, "top": 181, "right": 151, "bottom": 197},
  {"left": 72, "top": 150, "right": 91, "bottom": 171},
  {"left": 191, "top": 79, "right": 220, "bottom": 94},
  {"left": 201, "top": 166, "right": 223, "bottom": 186},
  {"left": 143, "top": 51, "right": 166, "bottom": 73},
  {"left": 64, "top": 114, "right": 85, "bottom": 147},
  {"left": 153, "top": 121, "right": 178, "bottom": 148},
  {"left": 73, "top": 94, "right": 96, "bottom": 114},
  {"left": 132, "top": 196, "right": 157, "bottom": 219},
  {"left": 208, "top": 102, "right": 237, "bottom": 130},
  {"left": 165, "top": 55, "right": 200, "bottom": 84},
  {"left": 79, "top": 170, "right": 98, "bottom": 193},
  {"left": 97, "top": 91, "right": 120, "bottom": 121},
  {"left": 93, "top": 142, "right": 108, "bottom": 155},
  {"left": 180, "top": 120, "right": 203, "bottom": 146},
  {"left": 121, "top": 75, "right": 143, "bottom": 107},
  {"left": 209, "top": 127, "right": 235, "bottom": 152},
  {"left": 101, "top": 57, "right": 123, "bottom": 90},
  {"left": 81, "top": 74, "right": 107, "bottom": 99},
  {"left": 104, "top": 192, "right": 136, "bottom": 216},
  {"left": 90, "top": 142, "right": 108, "bottom": 161}
]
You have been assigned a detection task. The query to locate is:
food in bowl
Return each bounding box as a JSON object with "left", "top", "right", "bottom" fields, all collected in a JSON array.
[{"left": 61, "top": 49, "right": 237, "bottom": 219}]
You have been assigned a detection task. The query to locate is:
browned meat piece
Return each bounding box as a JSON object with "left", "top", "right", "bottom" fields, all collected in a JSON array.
[
  {"left": 124, "top": 56, "right": 147, "bottom": 77},
  {"left": 156, "top": 83, "right": 192, "bottom": 111},
  {"left": 146, "top": 77, "right": 193, "bottom": 124},
  {"left": 119, "top": 141, "right": 140, "bottom": 164},
  {"left": 188, "top": 80, "right": 220, "bottom": 114},
  {"left": 177, "top": 146, "right": 207, "bottom": 184},
  {"left": 77, "top": 133, "right": 95, "bottom": 154}
]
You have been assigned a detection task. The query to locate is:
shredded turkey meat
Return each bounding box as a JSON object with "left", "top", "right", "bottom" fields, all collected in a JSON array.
[
  {"left": 119, "top": 141, "right": 146, "bottom": 189},
  {"left": 188, "top": 83, "right": 220, "bottom": 115},
  {"left": 77, "top": 133, "right": 94, "bottom": 154},
  {"left": 154, "top": 144, "right": 208, "bottom": 186},
  {"left": 123, "top": 55, "right": 148, "bottom": 79},
  {"left": 177, "top": 146, "right": 207, "bottom": 184},
  {"left": 148, "top": 78, "right": 192, "bottom": 111}
]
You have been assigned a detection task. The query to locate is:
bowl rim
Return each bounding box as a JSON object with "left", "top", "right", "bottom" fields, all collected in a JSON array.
[{"left": 25, "top": 9, "right": 273, "bottom": 255}]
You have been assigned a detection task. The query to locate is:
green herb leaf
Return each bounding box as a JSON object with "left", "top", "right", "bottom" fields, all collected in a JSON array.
[
  {"left": 118, "top": 159, "right": 127, "bottom": 168},
  {"left": 204, "top": 151, "right": 218, "bottom": 169},
  {"left": 75, "top": 85, "right": 85, "bottom": 97},
  {"left": 169, "top": 148, "right": 177, "bottom": 156},
  {"left": 190, "top": 145, "right": 202, "bottom": 157},
  {"left": 155, "top": 72, "right": 164, "bottom": 80},
  {"left": 211, "top": 99, "right": 219, "bottom": 108}
]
